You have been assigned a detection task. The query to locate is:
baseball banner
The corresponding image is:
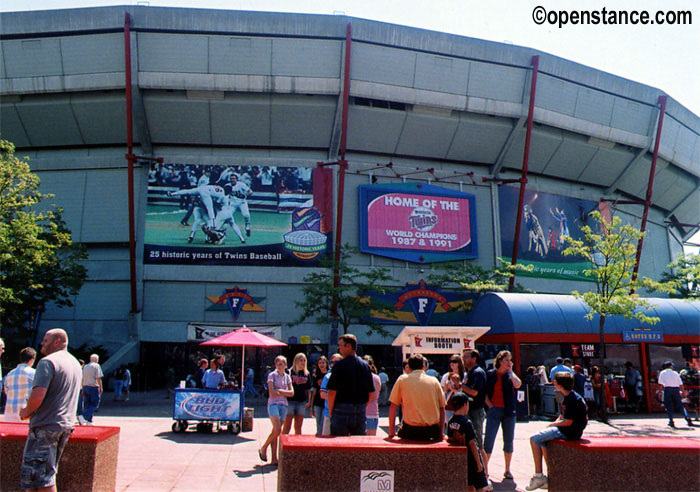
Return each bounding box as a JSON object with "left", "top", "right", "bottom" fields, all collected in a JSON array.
[{"left": 144, "top": 163, "right": 333, "bottom": 266}]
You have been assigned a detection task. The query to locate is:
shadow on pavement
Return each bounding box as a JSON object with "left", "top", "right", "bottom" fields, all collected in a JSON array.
[
  {"left": 233, "top": 464, "right": 278, "bottom": 478},
  {"left": 155, "top": 430, "right": 256, "bottom": 445}
]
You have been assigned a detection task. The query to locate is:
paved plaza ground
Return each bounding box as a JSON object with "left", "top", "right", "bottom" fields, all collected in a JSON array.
[{"left": 75, "top": 390, "right": 699, "bottom": 492}]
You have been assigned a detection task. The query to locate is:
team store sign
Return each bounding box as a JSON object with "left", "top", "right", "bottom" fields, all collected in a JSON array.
[{"left": 359, "top": 183, "right": 478, "bottom": 263}]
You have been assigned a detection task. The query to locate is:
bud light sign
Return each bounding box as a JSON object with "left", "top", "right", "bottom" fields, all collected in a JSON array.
[
  {"left": 359, "top": 183, "right": 477, "bottom": 263},
  {"left": 173, "top": 389, "right": 242, "bottom": 421}
]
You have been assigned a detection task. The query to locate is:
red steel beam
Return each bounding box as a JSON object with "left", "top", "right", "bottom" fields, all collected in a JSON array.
[
  {"left": 508, "top": 55, "right": 540, "bottom": 291},
  {"left": 124, "top": 12, "right": 138, "bottom": 314},
  {"left": 631, "top": 95, "right": 667, "bottom": 291},
  {"left": 330, "top": 23, "right": 352, "bottom": 328}
]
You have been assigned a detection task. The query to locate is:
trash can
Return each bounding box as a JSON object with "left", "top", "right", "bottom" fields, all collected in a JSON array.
[
  {"left": 242, "top": 407, "right": 254, "bottom": 432},
  {"left": 542, "top": 384, "right": 558, "bottom": 417}
]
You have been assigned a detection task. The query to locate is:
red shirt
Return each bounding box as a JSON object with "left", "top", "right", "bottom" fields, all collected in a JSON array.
[{"left": 491, "top": 374, "right": 505, "bottom": 407}]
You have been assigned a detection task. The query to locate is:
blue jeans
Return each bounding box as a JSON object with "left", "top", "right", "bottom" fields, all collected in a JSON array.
[
  {"left": 330, "top": 403, "right": 367, "bottom": 436},
  {"left": 243, "top": 378, "right": 259, "bottom": 397},
  {"left": 484, "top": 406, "right": 516, "bottom": 454},
  {"left": 530, "top": 427, "right": 566, "bottom": 448},
  {"left": 113, "top": 380, "right": 124, "bottom": 398},
  {"left": 664, "top": 387, "right": 689, "bottom": 422},
  {"left": 313, "top": 405, "right": 324, "bottom": 436},
  {"left": 82, "top": 386, "right": 101, "bottom": 422}
]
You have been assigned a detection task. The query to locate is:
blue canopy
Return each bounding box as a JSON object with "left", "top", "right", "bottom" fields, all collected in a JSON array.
[{"left": 469, "top": 293, "right": 700, "bottom": 336}]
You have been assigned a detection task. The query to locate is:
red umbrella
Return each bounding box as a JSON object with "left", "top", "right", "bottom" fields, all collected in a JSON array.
[{"left": 200, "top": 326, "right": 286, "bottom": 392}]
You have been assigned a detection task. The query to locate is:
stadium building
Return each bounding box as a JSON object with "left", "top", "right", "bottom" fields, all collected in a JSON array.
[{"left": 1, "top": 6, "right": 698, "bottom": 390}]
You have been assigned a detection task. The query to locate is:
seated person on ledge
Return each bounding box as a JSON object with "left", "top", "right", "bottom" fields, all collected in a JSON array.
[
  {"left": 526, "top": 371, "right": 588, "bottom": 491},
  {"left": 447, "top": 392, "right": 489, "bottom": 492},
  {"left": 388, "top": 354, "right": 446, "bottom": 441}
]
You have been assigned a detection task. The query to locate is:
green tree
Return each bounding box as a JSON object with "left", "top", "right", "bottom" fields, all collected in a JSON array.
[
  {"left": 562, "top": 211, "right": 674, "bottom": 422},
  {"left": 660, "top": 253, "right": 700, "bottom": 299},
  {"left": 427, "top": 259, "right": 531, "bottom": 295},
  {"left": 293, "top": 244, "right": 397, "bottom": 337},
  {"left": 0, "top": 139, "right": 88, "bottom": 343}
]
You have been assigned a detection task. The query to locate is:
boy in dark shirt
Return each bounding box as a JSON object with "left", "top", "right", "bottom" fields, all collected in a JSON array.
[
  {"left": 447, "top": 392, "right": 489, "bottom": 492},
  {"left": 526, "top": 371, "right": 588, "bottom": 490}
]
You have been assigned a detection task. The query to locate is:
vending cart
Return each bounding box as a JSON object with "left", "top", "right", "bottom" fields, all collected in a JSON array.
[{"left": 172, "top": 388, "right": 244, "bottom": 433}]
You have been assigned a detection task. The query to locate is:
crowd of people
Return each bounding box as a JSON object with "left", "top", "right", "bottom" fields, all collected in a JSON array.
[{"left": 0, "top": 330, "right": 696, "bottom": 492}]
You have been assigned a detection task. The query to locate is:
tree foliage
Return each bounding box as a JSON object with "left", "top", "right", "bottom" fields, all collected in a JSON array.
[
  {"left": 427, "top": 259, "right": 531, "bottom": 295},
  {"left": 293, "top": 244, "right": 397, "bottom": 337},
  {"left": 660, "top": 253, "right": 700, "bottom": 299},
  {"left": 562, "top": 211, "right": 674, "bottom": 323},
  {"left": 0, "top": 139, "right": 88, "bottom": 340},
  {"left": 562, "top": 211, "right": 675, "bottom": 421}
]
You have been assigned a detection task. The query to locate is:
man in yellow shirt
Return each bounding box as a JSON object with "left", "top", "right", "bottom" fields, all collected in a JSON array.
[{"left": 388, "top": 354, "right": 446, "bottom": 441}]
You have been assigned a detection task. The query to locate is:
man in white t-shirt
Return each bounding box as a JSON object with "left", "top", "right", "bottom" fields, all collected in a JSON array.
[
  {"left": 81, "top": 354, "right": 103, "bottom": 425},
  {"left": 658, "top": 361, "right": 694, "bottom": 429}
]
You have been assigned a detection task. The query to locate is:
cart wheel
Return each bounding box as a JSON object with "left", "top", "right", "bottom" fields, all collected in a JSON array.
[
  {"left": 172, "top": 420, "right": 187, "bottom": 433},
  {"left": 228, "top": 422, "right": 241, "bottom": 434}
]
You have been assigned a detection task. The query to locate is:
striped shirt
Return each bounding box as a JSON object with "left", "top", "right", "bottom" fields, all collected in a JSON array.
[{"left": 3, "top": 363, "right": 36, "bottom": 420}]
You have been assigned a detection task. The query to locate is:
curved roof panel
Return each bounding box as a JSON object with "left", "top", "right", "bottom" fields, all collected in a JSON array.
[{"left": 470, "top": 293, "right": 700, "bottom": 336}]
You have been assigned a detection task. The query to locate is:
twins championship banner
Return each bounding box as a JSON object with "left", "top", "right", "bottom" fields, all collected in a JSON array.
[
  {"left": 359, "top": 183, "right": 478, "bottom": 263},
  {"left": 144, "top": 163, "right": 333, "bottom": 266}
]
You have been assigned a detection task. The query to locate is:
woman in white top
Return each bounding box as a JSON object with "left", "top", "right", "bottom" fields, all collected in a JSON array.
[
  {"left": 259, "top": 355, "right": 294, "bottom": 465},
  {"left": 441, "top": 354, "right": 466, "bottom": 428}
]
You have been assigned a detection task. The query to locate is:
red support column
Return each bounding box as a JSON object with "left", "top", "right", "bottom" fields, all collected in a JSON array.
[
  {"left": 330, "top": 23, "right": 352, "bottom": 329},
  {"left": 640, "top": 342, "right": 652, "bottom": 413},
  {"left": 631, "top": 95, "right": 667, "bottom": 290},
  {"left": 509, "top": 55, "right": 540, "bottom": 291},
  {"left": 124, "top": 13, "right": 138, "bottom": 314}
]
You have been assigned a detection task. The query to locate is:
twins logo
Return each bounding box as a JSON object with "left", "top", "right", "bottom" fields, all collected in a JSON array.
[{"left": 408, "top": 206, "right": 437, "bottom": 232}]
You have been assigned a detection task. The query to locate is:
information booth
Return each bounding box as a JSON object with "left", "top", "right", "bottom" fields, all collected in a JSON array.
[{"left": 391, "top": 326, "right": 491, "bottom": 360}]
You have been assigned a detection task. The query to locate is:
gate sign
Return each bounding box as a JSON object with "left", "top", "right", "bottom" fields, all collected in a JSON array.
[
  {"left": 361, "top": 470, "right": 394, "bottom": 492},
  {"left": 173, "top": 389, "right": 242, "bottom": 421},
  {"left": 359, "top": 183, "right": 478, "bottom": 263},
  {"left": 622, "top": 331, "right": 663, "bottom": 342}
]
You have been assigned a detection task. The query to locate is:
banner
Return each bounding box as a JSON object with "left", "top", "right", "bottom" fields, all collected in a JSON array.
[
  {"left": 368, "top": 280, "right": 478, "bottom": 326},
  {"left": 186, "top": 323, "right": 282, "bottom": 341},
  {"left": 205, "top": 287, "right": 265, "bottom": 319},
  {"left": 173, "top": 389, "right": 241, "bottom": 421},
  {"left": 359, "top": 183, "right": 478, "bottom": 263},
  {"left": 144, "top": 163, "right": 332, "bottom": 266},
  {"left": 499, "top": 186, "right": 602, "bottom": 281}
]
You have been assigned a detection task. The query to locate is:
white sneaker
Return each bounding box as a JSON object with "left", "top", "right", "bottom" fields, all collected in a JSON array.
[
  {"left": 77, "top": 416, "right": 86, "bottom": 425},
  {"left": 484, "top": 479, "right": 494, "bottom": 492},
  {"left": 526, "top": 475, "right": 548, "bottom": 490}
]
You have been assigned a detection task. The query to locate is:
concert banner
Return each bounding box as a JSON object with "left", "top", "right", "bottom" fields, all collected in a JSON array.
[
  {"left": 144, "top": 163, "right": 332, "bottom": 266},
  {"left": 499, "top": 186, "right": 604, "bottom": 281},
  {"left": 359, "top": 183, "right": 478, "bottom": 263}
]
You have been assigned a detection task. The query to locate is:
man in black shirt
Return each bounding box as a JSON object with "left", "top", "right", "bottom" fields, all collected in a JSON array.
[
  {"left": 461, "top": 349, "right": 488, "bottom": 472},
  {"left": 327, "top": 334, "right": 375, "bottom": 436},
  {"left": 526, "top": 371, "right": 588, "bottom": 490}
]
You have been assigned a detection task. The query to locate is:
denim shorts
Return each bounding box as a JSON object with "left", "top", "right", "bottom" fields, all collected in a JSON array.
[
  {"left": 366, "top": 417, "right": 379, "bottom": 430},
  {"left": 268, "top": 403, "right": 288, "bottom": 420},
  {"left": 531, "top": 426, "right": 566, "bottom": 448},
  {"left": 21, "top": 426, "right": 73, "bottom": 489},
  {"left": 287, "top": 401, "right": 307, "bottom": 417}
]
